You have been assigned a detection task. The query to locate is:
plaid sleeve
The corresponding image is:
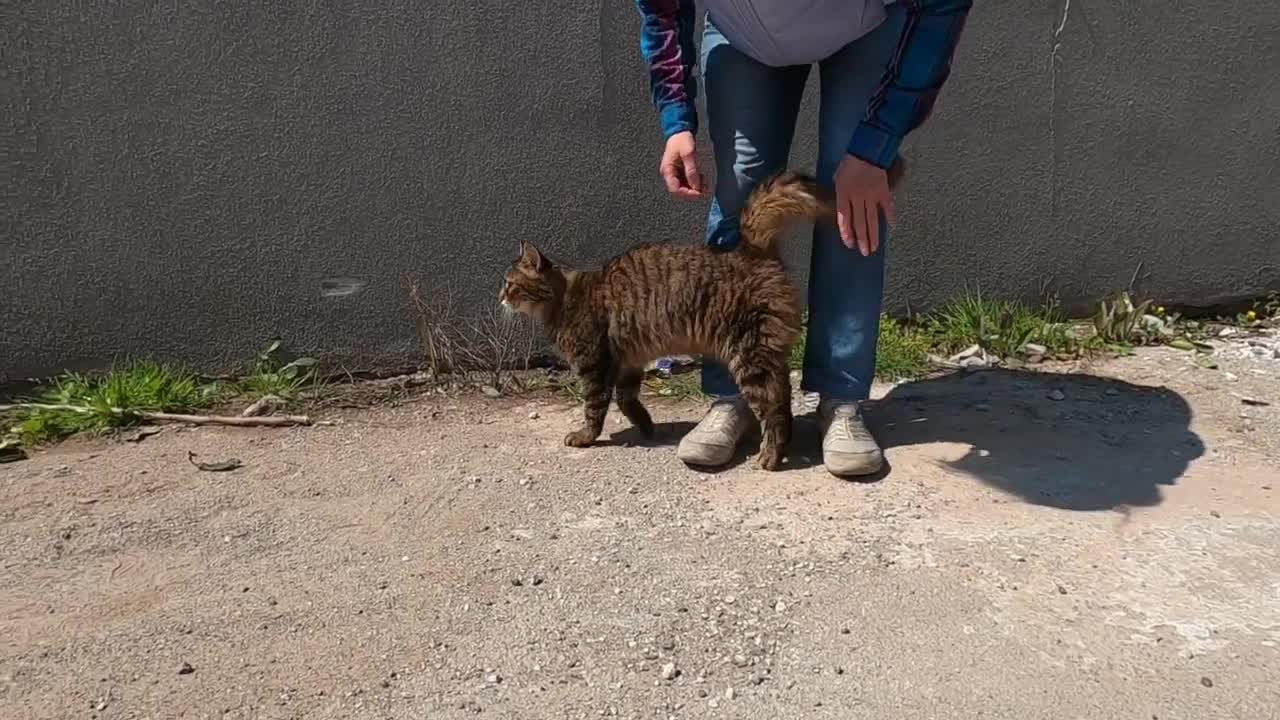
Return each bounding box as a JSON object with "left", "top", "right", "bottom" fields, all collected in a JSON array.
[
  {"left": 847, "top": 0, "right": 973, "bottom": 169},
  {"left": 635, "top": 0, "right": 699, "bottom": 139}
]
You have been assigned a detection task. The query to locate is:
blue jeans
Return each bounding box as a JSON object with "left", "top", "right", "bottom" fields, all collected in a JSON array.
[{"left": 698, "top": 2, "right": 906, "bottom": 402}]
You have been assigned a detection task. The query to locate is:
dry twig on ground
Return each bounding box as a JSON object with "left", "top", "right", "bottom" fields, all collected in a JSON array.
[{"left": 0, "top": 403, "right": 311, "bottom": 427}]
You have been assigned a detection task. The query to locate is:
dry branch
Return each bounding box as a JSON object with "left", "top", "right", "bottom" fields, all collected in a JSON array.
[{"left": 0, "top": 403, "right": 312, "bottom": 427}]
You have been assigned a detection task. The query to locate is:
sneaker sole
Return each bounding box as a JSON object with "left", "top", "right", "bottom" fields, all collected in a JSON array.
[{"left": 823, "top": 450, "right": 884, "bottom": 477}]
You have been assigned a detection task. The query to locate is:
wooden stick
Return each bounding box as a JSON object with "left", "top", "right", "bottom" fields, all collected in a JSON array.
[{"left": 0, "top": 403, "right": 312, "bottom": 427}]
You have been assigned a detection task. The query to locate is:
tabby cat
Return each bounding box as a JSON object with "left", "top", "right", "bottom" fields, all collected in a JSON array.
[{"left": 499, "top": 158, "right": 904, "bottom": 470}]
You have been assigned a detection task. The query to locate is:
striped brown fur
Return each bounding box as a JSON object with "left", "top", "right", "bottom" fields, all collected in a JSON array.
[{"left": 499, "top": 156, "right": 905, "bottom": 470}]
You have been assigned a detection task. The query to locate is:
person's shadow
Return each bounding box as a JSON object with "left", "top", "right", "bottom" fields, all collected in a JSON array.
[{"left": 868, "top": 369, "right": 1206, "bottom": 511}]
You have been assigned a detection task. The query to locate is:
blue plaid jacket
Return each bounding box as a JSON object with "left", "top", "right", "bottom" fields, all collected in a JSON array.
[{"left": 633, "top": 0, "right": 973, "bottom": 169}]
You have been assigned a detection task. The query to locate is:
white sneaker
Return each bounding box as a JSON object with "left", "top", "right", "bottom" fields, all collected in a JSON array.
[
  {"left": 818, "top": 399, "right": 883, "bottom": 477},
  {"left": 676, "top": 398, "right": 754, "bottom": 467}
]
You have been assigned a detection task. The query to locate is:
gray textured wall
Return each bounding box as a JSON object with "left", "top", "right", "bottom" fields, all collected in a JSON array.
[{"left": 4, "top": 1, "right": 1279, "bottom": 382}]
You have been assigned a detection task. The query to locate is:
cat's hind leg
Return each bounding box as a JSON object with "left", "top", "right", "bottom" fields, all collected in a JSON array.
[{"left": 726, "top": 347, "right": 792, "bottom": 471}]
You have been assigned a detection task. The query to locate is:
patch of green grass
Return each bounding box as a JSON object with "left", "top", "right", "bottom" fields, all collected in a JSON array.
[
  {"left": 239, "top": 339, "right": 318, "bottom": 401},
  {"left": 1090, "top": 291, "right": 1156, "bottom": 347},
  {"left": 789, "top": 329, "right": 807, "bottom": 370},
  {"left": 789, "top": 313, "right": 933, "bottom": 381},
  {"left": 645, "top": 370, "right": 707, "bottom": 400},
  {"left": 926, "top": 288, "right": 1074, "bottom": 359},
  {"left": 4, "top": 338, "right": 322, "bottom": 449},
  {"left": 875, "top": 315, "right": 933, "bottom": 381},
  {"left": 10, "top": 360, "right": 224, "bottom": 446},
  {"left": 546, "top": 373, "right": 585, "bottom": 403}
]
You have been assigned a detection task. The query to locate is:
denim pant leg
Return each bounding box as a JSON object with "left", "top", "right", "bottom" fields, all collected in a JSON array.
[
  {"left": 699, "top": 19, "right": 810, "bottom": 398},
  {"left": 800, "top": 2, "right": 909, "bottom": 402}
]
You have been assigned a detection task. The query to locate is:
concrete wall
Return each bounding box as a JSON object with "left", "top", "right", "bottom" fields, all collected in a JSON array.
[{"left": 4, "top": 1, "right": 1278, "bottom": 381}]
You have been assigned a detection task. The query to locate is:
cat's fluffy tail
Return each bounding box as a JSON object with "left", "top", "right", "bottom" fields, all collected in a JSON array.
[{"left": 738, "top": 154, "right": 907, "bottom": 257}]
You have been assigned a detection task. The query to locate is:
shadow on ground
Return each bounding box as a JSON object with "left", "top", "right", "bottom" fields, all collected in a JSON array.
[{"left": 870, "top": 369, "right": 1206, "bottom": 511}]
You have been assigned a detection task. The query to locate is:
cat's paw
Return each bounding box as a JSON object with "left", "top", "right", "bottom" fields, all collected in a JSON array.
[
  {"left": 755, "top": 447, "right": 784, "bottom": 471},
  {"left": 635, "top": 419, "right": 656, "bottom": 439},
  {"left": 564, "top": 429, "right": 597, "bottom": 447}
]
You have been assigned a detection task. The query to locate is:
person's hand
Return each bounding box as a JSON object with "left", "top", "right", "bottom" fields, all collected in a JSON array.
[
  {"left": 660, "top": 131, "right": 704, "bottom": 200},
  {"left": 833, "top": 153, "right": 896, "bottom": 256}
]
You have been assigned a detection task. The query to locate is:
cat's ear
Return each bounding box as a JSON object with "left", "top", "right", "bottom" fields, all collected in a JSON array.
[{"left": 519, "top": 240, "right": 550, "bottom": 272}]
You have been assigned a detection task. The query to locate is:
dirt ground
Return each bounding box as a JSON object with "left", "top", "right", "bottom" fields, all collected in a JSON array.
[{"left": 3, "top": 341, "right": 1279, "bottom": 720}]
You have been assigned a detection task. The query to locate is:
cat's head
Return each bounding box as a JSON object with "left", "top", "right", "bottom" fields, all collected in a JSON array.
[{"left": 499, "top": 240, "right": 564, "bottom": 319}]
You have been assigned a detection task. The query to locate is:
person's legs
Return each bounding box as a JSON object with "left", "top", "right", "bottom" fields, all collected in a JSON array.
[
  {"left": 699, "top": 19, "right": 809, "bottom": 397},
  {"left": 805, "top": 2, "right": 910, "bottom": 476},
  {"left": 677, "top": 18, "right": 809, "bottom": 467}
]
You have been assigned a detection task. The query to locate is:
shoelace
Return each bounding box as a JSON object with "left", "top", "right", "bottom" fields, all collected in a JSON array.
[
  {"left": 824, "top": 406, "right": 870, "bottom": 442},
  {"left": 701, "top": 402, "right": 741, "bottom": 432}
]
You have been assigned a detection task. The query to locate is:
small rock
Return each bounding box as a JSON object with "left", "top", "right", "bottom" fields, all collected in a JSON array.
[
  {"left": 528, "top": 411, "right": 540, "bottom": 419},
  {"left": 732, "top": 654, "right": 750, "bottom": 668},
  {"left": 0, "top": 441, "right": 26, "bottom": 464},
  {"left": 1141, "top": 314, "right": 1170, "bottom": 336},
  {"left": 835, "top": 666, "right": 845, "bottom": 675},
  {"left": 125, "top": 425, "right": 165, "bottom": 443},
  {"left": 1200, "top": 676, "right": 1214, "bottom": 688},
  {"left": 960, "top": 355, "right": 990, "bottom": 371},
  {"left": 1209, "top": 510, "right": 1221, "bottom": 519},
  {"left": 177, "top": 662, "right": 195, "bottom": 675},
  {"left": 708, "top": 699, "right": 720, "bottom": 709},
  {"left": 241, "top": 395, "right": 285, "bottom": 417},
  {"left": 481, "top": 385, "right": 502, "bottom": 398},
  {"left": 950, "top": 344, "right": 982, "bottom": 362},
  {"left": 660, "top": 663, "right": 679, "bottom": 681},
  {"left": 1056, "top": 584, "right": 1068, "bottom": 595},
  {"left": 722, "top": 595, "right": 737, "bottom": 605},
  {"left": 724, "top": 687, "right": 736, "bottom": 700},
  {"left": 486, "top": 672, "right": 502, "bottom": 684},
  {"left": 773, "top": 600, "right": 787, "bottom": 613},
  {"left": 1047, "top": 389, "right": 1066, "bottom": 401}
]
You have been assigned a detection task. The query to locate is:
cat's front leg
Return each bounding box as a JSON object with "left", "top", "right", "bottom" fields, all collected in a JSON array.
[{"left": 564, "top": 351, "right": 615, "bottom": 448}]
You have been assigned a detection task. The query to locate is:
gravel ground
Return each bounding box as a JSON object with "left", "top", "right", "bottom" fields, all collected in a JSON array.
[{"left": 2, "top": 339, "right": 1278, "bottom": 720}]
